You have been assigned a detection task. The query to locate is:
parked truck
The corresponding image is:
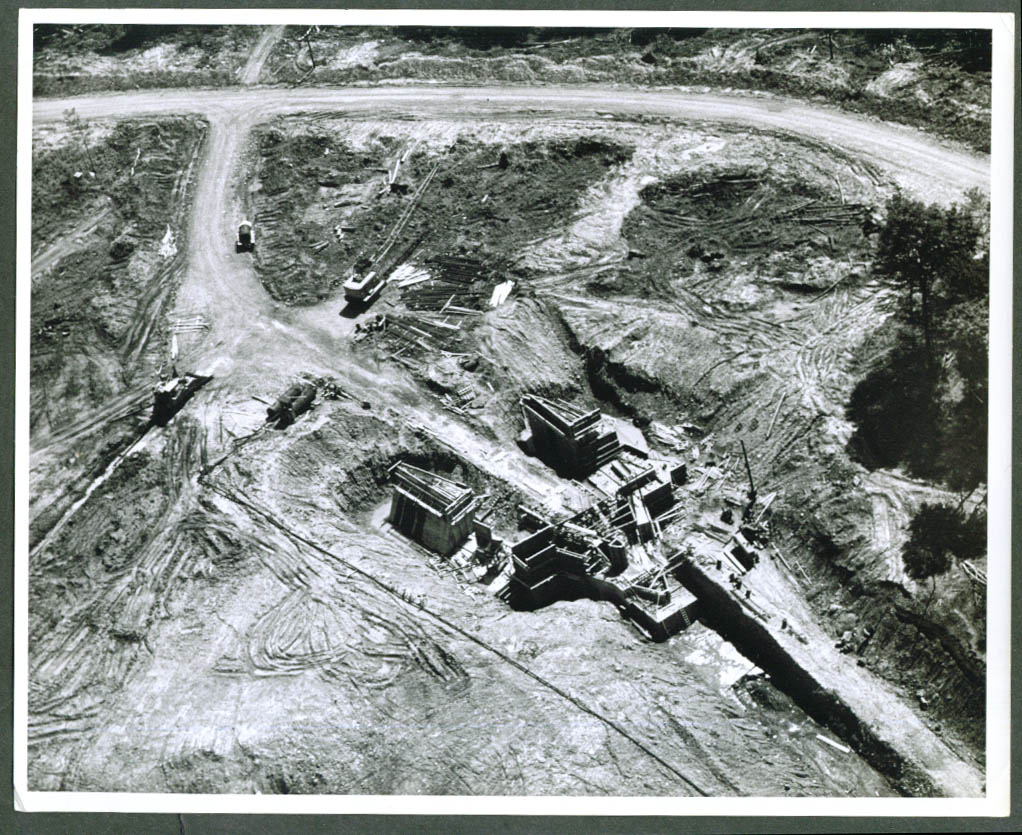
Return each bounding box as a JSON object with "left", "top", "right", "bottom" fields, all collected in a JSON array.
[{"left": 236, "top": 220, "right": 255, "bottom": 253}]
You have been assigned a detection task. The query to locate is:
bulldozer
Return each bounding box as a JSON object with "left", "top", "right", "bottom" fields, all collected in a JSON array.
[
  {"left": 151, "top": 374, "right": 212, "bottom": 427},
  {"left": 236, "top": 220, "right": 255, "bottom": 253},
  {"left": 149, "top": 333, "right": 212, "bottom": 427}
]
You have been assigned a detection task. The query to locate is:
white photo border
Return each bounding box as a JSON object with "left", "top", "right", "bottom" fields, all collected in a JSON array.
[{"left": 15, "top": 6, "right": 1015, "bottom": 817}]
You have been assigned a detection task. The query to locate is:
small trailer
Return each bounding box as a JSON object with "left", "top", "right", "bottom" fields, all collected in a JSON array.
[{"left": 236, "top": 220, "right": 255, "bottom": 253}]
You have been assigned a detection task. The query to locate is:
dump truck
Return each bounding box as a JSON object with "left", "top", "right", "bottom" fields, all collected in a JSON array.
[
  {"left": 342, "top": 270, "right": 384, "bottom": 305},
  {"left": 151, "top": 373, "right": 212, "bottom": 427},
  {"left": 266, "top": 382, "right": 317, "bottom": 429},
  {"left": 236, "top": 220, "right": 255, "bottom": 253}
]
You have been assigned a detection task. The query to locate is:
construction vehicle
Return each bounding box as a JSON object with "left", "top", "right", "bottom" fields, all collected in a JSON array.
[
  {"left": 236, "top": 220, "right": 255, "bottom": 253},
  {"left": 266, "top": 382, "right": 317, "bottom": 429},
  {"left": 151, "top": 373, "right": 212, "bottom": 427},
  {"left": 149, "top": 333, "right": 212, "bottom": 427},
  {"left": 342, "top": 270, "right": 385, "bottom": 305},
  {"left": 341, "top": 160, "right": 441, "bottom": 311}
]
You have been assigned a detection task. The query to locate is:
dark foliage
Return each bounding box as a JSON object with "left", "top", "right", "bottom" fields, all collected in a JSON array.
[
  {"left": 875, "top": 192, "right": 986, "bottom": 363},
  {"left": 847, "top": 194, "right": 988, "bottom": 491},
  {"left": 102, "top": 25, "right": 184, "bottom": 53},
  {"left": 395, "top": 27, "right": 620, "bottom": 51},
  {"left": 859, "top": 28, "right": 991, "bottom": 71},
  {"left": 902, "top": 502, "right": 986, "bottom": 585},
  {"left": 935, "top": 300, "right": 988, "bottom": 492},
  {"left": 396, "top": 27, "right": 534, "bottom": 50},
  {"left": 629, "top": 28, "right": 709, "bottom": 47},
  {"left": 847, "top": 334, "right": 940, "bottom": 474}
]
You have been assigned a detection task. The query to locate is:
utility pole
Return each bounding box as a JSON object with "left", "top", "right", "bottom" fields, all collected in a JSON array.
[{"left": 740, "top": 439, "right": 757, "bottom": 519}]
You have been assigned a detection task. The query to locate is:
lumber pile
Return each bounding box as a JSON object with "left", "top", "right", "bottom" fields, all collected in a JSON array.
[{"left": 401, "top": 255, "right": 490, "bottom": 312}]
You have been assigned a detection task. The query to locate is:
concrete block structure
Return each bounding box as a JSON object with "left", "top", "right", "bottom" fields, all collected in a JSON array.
[
  {"left": 520, "top": 395, "right": 621, "bottom": 478},
  {"left": 506, "top": 452, "right": 706, "bottom": 641},
  {"left": 388, "top": 462, "right": 477, "bottom": 556}
]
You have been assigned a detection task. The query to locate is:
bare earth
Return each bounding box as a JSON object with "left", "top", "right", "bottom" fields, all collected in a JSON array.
[{"left": 28, "top": 83, "right": 988, "bottom": 795}]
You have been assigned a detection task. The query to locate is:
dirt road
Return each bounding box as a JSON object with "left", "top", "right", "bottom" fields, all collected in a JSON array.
[
  {"left": 239, "top": 25, "right": 284, "bottom": 85},
  {"left": 33, "top": 86, "right": 988, "bottom": 200}
]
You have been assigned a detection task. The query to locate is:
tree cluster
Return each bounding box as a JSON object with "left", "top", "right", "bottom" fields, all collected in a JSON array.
[
  {"left": 901, "top": 502, "right": 986, "bottom": 601},
  {"left": 857, "top": 29, "right": 991, "bottom": 71},
  {"left": 846, "top": 191, "right": 989, "bottom": 590},
  {"left": 847, "top": 191, "right": 988, "bottom": 491}
]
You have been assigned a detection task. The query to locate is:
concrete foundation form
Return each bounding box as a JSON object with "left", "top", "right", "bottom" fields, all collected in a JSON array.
[{"left": 388, "top": 462, "right": 477, "bottom": 556}]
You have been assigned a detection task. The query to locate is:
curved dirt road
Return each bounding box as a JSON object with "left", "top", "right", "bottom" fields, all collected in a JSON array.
[{"left": 34, "top": 86, "right": 988, "bottom": 205}]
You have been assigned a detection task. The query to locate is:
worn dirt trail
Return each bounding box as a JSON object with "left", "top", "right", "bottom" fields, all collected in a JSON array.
[{"left": 239, "top": 25, "right": 285, "bottom": 85}]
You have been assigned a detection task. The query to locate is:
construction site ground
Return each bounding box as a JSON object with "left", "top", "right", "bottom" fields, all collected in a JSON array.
[{"left": 28, "top": 71, "right": 988, "bottom": 796}]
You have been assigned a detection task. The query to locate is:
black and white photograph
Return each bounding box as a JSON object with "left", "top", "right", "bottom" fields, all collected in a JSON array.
[{"left": 14, "top": 7, "right": 1013, "bottom": 817}]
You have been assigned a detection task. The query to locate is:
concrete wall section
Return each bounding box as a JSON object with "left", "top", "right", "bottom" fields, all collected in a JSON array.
[{"left": 389, "top": 490, "right": 472, "bottom": 556}]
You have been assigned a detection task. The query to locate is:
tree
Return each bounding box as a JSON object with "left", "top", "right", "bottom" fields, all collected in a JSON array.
[
  {"left": 846, "top": 332, "right": 940, "bottom": 473},
  {"left": 874, "top": 192, "right": 984, "bottom": 370},
  {"left": 902, "top": 502, "right": 986, "bottom": 610},
  {"left": 849, "top": 193, "right": 988, "bottom": 486},
  {"left": 935, "top": 299, "right": 988, "bottom": 491},
  {"left": 62, "top": 107, "right": 97, "bottom": 176}
]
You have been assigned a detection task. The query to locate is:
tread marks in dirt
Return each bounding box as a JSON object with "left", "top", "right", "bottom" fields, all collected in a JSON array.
[
  {"left": 28, "top": 420, "right": 210, "bottom": 749},
  {"left": 209, "top": 480, "right": 712, "bottom": 797},
  {"left": 211, "top": 479, "right": 467, "bottom": 688}
]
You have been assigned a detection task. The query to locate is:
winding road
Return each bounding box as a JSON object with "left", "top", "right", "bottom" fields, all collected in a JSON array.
[{"left": 34, "top": 86, "right": 988, "bottom": 198}]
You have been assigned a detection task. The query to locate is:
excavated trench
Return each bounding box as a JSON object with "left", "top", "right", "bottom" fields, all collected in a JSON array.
[{"left": 674, "top": 553, "right": 981, "bottom": 797}]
